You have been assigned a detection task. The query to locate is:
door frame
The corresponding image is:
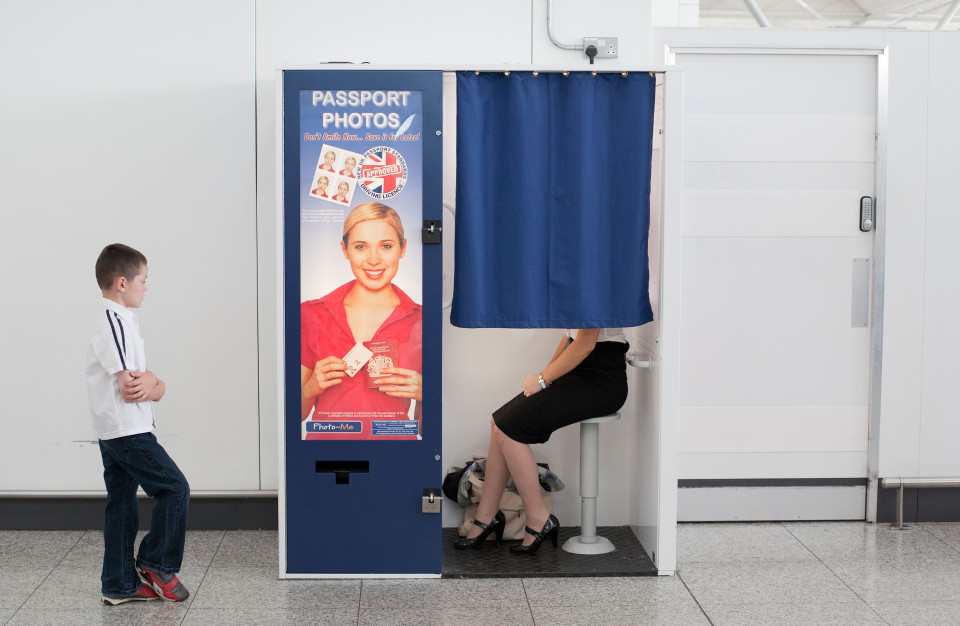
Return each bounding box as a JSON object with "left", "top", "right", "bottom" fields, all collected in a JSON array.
[{"left": 664, "top": 43, "right": 889, "bottom": 522}]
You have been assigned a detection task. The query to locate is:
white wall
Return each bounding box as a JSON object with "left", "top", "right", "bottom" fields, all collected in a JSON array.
[
  {"left": 5, "top": 0, "right": 955, "bottom": 528},
  {"left": 254, "top": 0, "right": 666, "bottom": 530},
  {"left": 0, "top": 0, "right": 259, "bottom": 491},
  {"left": 654, "top": 29, "right": 960, "bottom": 492},
  {"left": 0, "top": 0, "right": 662, "bottom": 532},
  {"left": 910, "top": 33, "right": 960, "bottom": 477}
]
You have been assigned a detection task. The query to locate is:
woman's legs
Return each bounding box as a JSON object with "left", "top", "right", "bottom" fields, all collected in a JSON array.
[
  {"left": 467, "top": 418, "right": 511, "bottom": 538},
  {"left": 493, "top": 424, "right": 550, "bottom": 546},
  {"left": 469, "top": 418, "right": 551, "bottom": 545}
]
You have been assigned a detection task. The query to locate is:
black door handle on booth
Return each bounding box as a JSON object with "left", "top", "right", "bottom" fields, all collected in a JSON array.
[{"left": 422, "top": 219, "right": 442, "bottom": 244}]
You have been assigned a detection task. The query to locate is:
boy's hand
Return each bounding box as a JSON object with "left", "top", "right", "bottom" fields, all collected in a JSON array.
[
  {"left": 121, "top": 370, "right": 163, "bottom": 403},
  {"left": 117, "top": 370, "right": 135, "bottom": 396}
]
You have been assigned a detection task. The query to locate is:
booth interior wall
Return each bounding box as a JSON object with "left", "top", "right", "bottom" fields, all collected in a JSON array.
[{"left": 439, "top": 70, "right": 640, "bottom": 530}]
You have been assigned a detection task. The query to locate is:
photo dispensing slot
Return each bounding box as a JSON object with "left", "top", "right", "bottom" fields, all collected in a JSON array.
[{"left": 316, "top": 460, "right": 370, "bottom": 484}]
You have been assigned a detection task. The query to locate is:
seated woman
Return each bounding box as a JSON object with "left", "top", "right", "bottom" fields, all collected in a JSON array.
[
  {"left": 300, "top": 202, "right": 422, "bottom": 440},
  {"left": 454, "top": 328, "right": 628, "bottom": 553}
]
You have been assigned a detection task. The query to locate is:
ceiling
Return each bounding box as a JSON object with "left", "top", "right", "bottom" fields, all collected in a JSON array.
[{"left": 698, "top": 0, "right": 960, "bottom": 29}]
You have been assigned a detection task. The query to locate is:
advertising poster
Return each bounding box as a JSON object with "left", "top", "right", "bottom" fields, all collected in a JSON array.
[{"left": 299, "top": 88, "right": 424, "bottom": 441}]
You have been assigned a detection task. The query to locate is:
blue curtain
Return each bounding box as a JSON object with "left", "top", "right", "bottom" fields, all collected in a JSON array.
[{"left": 451, "top": 71, "right": 656, "bottom": 329}]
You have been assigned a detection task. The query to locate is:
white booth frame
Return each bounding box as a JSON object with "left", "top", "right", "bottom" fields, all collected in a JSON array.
[{"left": 276, "top": 65, "right": 683, "bottom": 578}]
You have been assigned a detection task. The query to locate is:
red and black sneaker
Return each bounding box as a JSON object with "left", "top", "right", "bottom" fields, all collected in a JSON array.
[
  {"left": 136, "top": 564, "right": 190, "bottom": 602},
  {"left": 101, "top": 583, "right": 161, "bottom": 605}
]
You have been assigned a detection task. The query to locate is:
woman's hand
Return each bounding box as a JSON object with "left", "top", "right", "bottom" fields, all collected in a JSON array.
[
  {"left": 376, "top": 368, "right": 422, "bottom": 401},
  {"left": 303, "top": 356, "right": 347, "bottom": 399},
  {"left": 523, "top": 373, "right": 543, "bottom": 397}
]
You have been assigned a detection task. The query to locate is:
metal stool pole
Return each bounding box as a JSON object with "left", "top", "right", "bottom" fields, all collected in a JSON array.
[{"left": 563, "top": 413, "right": 620, "bottom": 555}]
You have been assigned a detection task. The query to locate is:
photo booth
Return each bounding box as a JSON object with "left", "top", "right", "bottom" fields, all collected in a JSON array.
[{"left": 278, "top": 66, "right": 681, "bottom": 577}]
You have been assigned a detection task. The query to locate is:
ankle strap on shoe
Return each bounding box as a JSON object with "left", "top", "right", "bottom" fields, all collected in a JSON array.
[{"left": 524, "top": 525, "right": 544, "bottom": 540}]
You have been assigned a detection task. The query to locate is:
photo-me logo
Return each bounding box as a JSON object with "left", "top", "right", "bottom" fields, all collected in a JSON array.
[
  {"left": 358, "top": 146, "right": 408, "bottom": 200},
  {"left": 307, "top": 421, "right": 362, "bottom": 433}
]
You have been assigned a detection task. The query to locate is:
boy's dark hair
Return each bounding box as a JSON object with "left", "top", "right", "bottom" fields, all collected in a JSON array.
[{"left": 95, "top": 243, "right": 147, "bottom": 290}]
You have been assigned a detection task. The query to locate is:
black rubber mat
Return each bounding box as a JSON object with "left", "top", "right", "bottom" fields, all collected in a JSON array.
[{"left": 442, "top": 526, "right": 658, "bottom": 578}]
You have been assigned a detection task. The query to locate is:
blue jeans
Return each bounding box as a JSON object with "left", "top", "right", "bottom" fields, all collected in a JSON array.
[{"left": 98, "top": 432, "right": 190, "bottom": 595}]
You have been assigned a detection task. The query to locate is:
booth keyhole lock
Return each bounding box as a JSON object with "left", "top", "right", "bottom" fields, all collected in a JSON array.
[
  {"left": 422, "top": 488, "right": 442, "bottom": 513},
  {"left": 422, "top": 220, "right": 442, "bottom": 245}
]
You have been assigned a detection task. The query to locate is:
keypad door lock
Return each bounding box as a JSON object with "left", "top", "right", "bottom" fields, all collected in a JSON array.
[
  {"left": 422, "top": 488, "right": 441, "bottom": 513},
  {"left": 860, "top": 196, "right": 874, "bottom": 232}
]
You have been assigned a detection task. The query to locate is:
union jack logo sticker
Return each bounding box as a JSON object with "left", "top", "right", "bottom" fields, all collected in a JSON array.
[{"left": 358, "top": 146, "right": 408, "bottom": 200}]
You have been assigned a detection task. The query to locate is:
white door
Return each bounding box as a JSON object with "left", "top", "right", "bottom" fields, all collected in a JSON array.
[{"left": 674, "top": 51, "right": 879, "bottom": 520}]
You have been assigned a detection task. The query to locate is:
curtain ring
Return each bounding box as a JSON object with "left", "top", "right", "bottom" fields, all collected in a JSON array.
[
  {"left": 474, "top": 71, "right": 480, "bottom": 76},
  {"left": 591, "top": 71, "right": 597, "bottom": 77},
  {"left": 621, "top": 72, "right": 629, "bottom": 77},
  {"left": 532, "top": 71, "right": 539, "bottom": 77},
  {"left": 562, "top": 71, "right": 570, "bottom": 77},
  {"left": 504, "top": 71, "right": 510, "bottom": 76}
]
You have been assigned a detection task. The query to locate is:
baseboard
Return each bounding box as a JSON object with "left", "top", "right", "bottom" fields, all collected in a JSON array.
[
  {"left": 0, "top": 496, "right": 279, "bottom": 530},
  {"left": 877, "top": 485, "right": 960, "bottom": 523},
  {"left": 678, "top": 479, "right": 866, "bottom": 521}
]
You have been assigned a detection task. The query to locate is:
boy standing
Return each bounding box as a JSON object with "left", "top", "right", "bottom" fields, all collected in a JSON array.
[{"left": 86, "top": 243, "right": 190, "bottom": 605}]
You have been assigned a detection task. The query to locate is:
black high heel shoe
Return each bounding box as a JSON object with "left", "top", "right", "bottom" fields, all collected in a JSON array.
[
  {"left": 510, "top": 514, "right": 559, "bottom": 554},
  {"left": 454, "top": 510, "right": 505, "bottom": 549}
]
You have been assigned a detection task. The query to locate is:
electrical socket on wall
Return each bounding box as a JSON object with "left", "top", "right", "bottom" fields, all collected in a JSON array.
[{"left": 583, "top": 37, "right": 618, "bottom": 60}]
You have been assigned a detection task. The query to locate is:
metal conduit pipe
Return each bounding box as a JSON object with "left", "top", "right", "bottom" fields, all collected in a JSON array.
[
  {"left": 546, "top": 0, "right": 584, "bottom": 50},
  {"left": 743, "top": 0, "right": 773, "bottom": 27},
  {"left": 936, "top": 0, "right": 960, "bottom": 28},
  {"left": 880, "top": 477, "right": 960, "bottom": 529}
]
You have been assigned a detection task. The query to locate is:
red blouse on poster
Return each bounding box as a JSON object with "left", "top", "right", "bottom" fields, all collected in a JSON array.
[{"left": 301, "top": 281, "right": 422, "bottom": 440}]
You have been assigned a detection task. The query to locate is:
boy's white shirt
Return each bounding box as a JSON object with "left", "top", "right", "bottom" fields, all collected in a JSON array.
[{"left": 86, "top": 298, "right": 155, "bottom": 440}]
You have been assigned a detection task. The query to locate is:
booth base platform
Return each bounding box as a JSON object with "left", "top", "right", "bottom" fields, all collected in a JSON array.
[{"left": 442, "top": 526, "right": 656, "bottom": 578}]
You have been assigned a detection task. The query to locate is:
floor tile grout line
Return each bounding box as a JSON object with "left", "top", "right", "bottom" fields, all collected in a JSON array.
[
  {"left": 779, "top": 522, "right": 893, "bottom": 625},
  {"left": 177, "top": 529, "right": 226, "bottom": 624},
  {"left": 520, "top": 577, "right": 539, "bottom": 625},
  {"left": 675, "top": 571, "right": 716, "bottom": 626},
  {"left": 357, "top": 579, "right": 363, "bottom": 625},
  {"left": 918, "top": 522, "right": 960, "bottom": 557},
  {"left": 7, "top": 528, "right": 88, "bottom": 622}
]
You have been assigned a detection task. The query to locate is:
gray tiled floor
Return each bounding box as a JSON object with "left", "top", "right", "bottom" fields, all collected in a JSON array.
[{"left": 4, "top": 522, "right": 960, "bottom": 625}]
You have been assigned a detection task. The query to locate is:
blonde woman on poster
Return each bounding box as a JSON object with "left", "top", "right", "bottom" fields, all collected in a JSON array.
[
  {"left": 312, "top": 175, "right": 330, "bottom": 198},
  {"left": 333, "top": 181, "right": 351, "bottom": 204},
  {"left": 300, "top": 202, "right": 422, "bottom": 440}
]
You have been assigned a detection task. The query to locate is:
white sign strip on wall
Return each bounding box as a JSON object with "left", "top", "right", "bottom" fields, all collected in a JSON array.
[
  {"left": 684, "top": 114, "right": 876, "bottom": 163},
  {"left": 678, "top": 406, "right": 868, "bottom": 453},
  {"left": 682, "top": 189, "right": 863, "bottom": 237}
]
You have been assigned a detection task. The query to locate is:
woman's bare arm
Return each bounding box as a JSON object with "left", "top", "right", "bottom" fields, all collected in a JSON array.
[{"left": 523, "top": 329, "right": 601, "bottom": 396}]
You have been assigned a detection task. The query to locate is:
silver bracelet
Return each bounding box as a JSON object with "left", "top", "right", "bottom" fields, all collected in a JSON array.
[{"left": 538, "top": 373, "right": 547, "bottom": 390}]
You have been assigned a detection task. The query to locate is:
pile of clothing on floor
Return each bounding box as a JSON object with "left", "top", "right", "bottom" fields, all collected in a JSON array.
[{"left": 442, "top": 457, "right": 565, "bottom": 540}]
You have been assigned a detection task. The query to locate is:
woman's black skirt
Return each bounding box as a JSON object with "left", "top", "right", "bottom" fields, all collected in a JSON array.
[{"left": 493, "top": 341, "right": 628, "bottom": 444}]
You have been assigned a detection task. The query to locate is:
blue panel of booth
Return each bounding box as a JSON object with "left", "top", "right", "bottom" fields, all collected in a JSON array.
[{"left": 283, "top": 69, "right": 443, "bottom": 575}]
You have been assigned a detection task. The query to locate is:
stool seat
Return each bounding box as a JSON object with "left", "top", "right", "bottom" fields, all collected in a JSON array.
[
  {"left": 562, "top": 411, "right": 621, "bottom": 555},
  {"left": 580, "top": 413, "right": 621, "bottom": 425}
]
